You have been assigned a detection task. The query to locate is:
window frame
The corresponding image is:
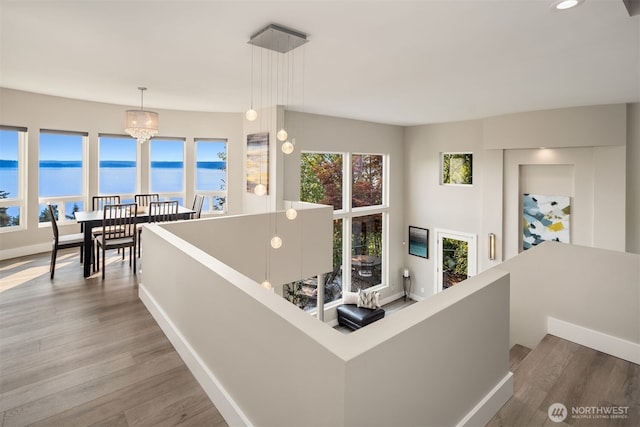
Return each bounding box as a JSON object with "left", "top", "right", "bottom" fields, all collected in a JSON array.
[
  {"left": 38, "top": 129, "right": 88, "bottom": 227},
  {"left": 149, "top": 137, "right": 186, "bottom": 205},
  {"left": 194, "top": 138, "right": 228, "bottom": 215},
  {"left": 297, "top": 150, "right": 389, "bottom": 311},
  {"left": 98, "top": 133, "right": 140, "bottom": 202},
  {"left": 0, "top": 125, "right": 27, "bottom": 232}
]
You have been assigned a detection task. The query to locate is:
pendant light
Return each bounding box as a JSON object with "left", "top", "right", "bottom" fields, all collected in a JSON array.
[
  {"left": 246, "top": 44, "right": 258, "bottom": 121},
  {"left": 124, "top": 87, "right": 159, "bottom": 144}
]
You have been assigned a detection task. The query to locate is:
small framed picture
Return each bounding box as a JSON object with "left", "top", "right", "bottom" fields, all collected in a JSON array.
[
  {"left": 442, "top": 152, "right": 473, "bottom": 185},
  {"left": 409, "top": 226, "right": 428, "bottom": 258}
]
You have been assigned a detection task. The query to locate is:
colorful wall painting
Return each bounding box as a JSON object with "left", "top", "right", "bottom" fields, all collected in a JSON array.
[{"left": 522, "top": 193, "right": 570, "bottom": 250}]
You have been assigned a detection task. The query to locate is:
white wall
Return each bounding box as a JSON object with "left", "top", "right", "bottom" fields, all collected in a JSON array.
[
  {"left": 141, "top": 218, "right": 512, "bottom": 426},
  {"left": 402, "top": 104, "right": 631, "bottom": 300},
  {"left": 627, "top": 103, "right": 640, "bottom": 254},
  {"left": 159, "top": 203, "right": 332, "bottom": 289},
  {"left": 403, "top": 120, "right": 486, "bottom": 299},
  {"left": 496, "top": 242, "right": 640, "bottom": 351},
  {"left": 0, "top": 88, "right": 243, "bottom": 258}
]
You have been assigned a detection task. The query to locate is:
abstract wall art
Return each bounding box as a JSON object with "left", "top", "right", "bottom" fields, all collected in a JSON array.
[{"left": 522, "top": 193, "right": 570, "bottom": 250}]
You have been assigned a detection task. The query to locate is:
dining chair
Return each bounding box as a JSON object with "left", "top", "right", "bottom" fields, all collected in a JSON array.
[
  {"left": 149, "top": 200, "right": 179, "bottom": 223},
  {"left": 95, "top": 203, "right": 137, "bottom": 279},
  {"left": 191, "top": 194, "right": 205, "bottom": 219},
  {"left": 48, "top": 203, "right": 87, "bottom": 279},
  {"left": 91, "top": 195, "right": 122, "bottom": 270},
  {"left": 134, "top": 193, "right": 160, "bottom": 209}
]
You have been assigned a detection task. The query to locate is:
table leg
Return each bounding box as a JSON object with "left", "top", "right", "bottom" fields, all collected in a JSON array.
[{"left": 83, "top": 222, "right": 94, "bottom": 277}]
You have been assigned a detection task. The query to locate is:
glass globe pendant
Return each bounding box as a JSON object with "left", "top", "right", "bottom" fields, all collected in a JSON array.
[
  {"left": 281, "top": 140, "right": 294, "bottom": 154},
  {"left": 276, "top": 128, "right": 288, "bottom": 142},
  {"left": 270, "top": 236, "right": 283, "bottom": 249},
  {"left": 285, "top": 208, "right": 297, "bottom": 220},
  {"left": 245, "top": 108, "right": 258, "bottom": 121},
  {"left": 254, "top": 183, "right": 267, "bottom": 196},
  {"left": 261, "top": 280, "right": 272, "bottom": 290}
]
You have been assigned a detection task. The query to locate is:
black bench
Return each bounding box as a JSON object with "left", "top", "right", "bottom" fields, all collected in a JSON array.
[{"left": 337, "top": 304, "right": 385, "bottom": 330}]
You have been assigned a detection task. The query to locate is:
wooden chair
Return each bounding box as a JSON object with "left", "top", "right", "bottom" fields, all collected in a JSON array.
[
  {"left": 96, "top": 203, "right": 137, "bottom": 279},
  {"left": 149, "top": 200, "right": 179, "bottom": 223},
  {"left": 191, "top": 194, "right": 205, "bottom": 219},
  {"left": 92, "top": 195, "right": 121, "bottom": 211},
  {"left": 132, "top": 194, "right": 161, "bottom": 256},
  {"left": 48, "top": 203, "right": 87, "bottom": 279},
  {"left": 134, "top": 193, "right": 160, "bottom": 210},
  {"left": 91, "top": 195, "right": 121, "bottom": 270},
  {"left": 137, "top": 200, "right": 179, "bottom": 257}
]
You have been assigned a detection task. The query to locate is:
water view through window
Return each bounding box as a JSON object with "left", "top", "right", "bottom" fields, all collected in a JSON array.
[
  {"left": 0, "top": 128, "right": 21, "bottom": 227},
  {"left": 99, "top": 135, "right": 137, "bottom": 196}
]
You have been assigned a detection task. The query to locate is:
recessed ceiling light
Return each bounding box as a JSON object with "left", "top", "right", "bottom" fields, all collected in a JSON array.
[{"left": 551, "top": 0, "right": 584, "bottom": 10}]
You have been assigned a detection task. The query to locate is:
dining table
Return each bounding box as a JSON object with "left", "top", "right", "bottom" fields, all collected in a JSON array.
[{"left": 75, "top": 205, "right": 195, "bottom": 277}]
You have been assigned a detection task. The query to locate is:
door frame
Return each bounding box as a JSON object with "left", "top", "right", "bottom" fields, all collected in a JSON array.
[{"left": 434, "top": 228, "right": 477, "bottom": 294}]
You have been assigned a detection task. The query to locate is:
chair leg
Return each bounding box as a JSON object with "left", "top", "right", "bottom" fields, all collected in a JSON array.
[
  {"left": 50, "top": 247, "right": 57, "bottom": 280},
  {"left": 80, "top": 246, "right": 84, "bottom": 264},
  {"left": 102, "top": 244, "right": 106, "bottom": 280},
  {"left": 133, "top": 244, "right": 136, "bottom": 275}
]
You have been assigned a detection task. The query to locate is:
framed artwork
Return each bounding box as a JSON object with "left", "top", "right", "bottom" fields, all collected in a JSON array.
[
  {"left": 246, "top": 132, "right": 269, "bottom": 194},
  {"left": 442, "top": 152, "right": 473, "bottom": 185},
  {"left": 522, "top": 193, "right": 571, "bottom": 250},
  {"left": 409, "top": 226, "right": 429, "bottom": 258}
]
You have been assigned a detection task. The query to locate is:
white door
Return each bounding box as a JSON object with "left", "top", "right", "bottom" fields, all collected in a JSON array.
[{"left": 434, "top": 229, "right": 477, "bottom": 293}]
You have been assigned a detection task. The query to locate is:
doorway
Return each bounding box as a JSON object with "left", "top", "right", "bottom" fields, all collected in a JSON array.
[{"left": 434, "top": 229, "right": 477, "bottom": 293}]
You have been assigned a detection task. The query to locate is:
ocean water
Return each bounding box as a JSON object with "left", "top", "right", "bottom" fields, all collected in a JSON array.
[{"left": 0, "top": 161, "right": 225, "bottom": 221}]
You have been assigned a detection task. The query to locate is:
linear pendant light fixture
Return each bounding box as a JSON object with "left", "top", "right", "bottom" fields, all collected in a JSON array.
[
  {"left": 124, "top": 87, "right": 159, "bottom": 144},
  {"left": 247, "top": 24, "right": 308, "bottom": 156}
]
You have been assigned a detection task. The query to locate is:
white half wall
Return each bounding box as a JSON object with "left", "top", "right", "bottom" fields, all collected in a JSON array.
[
  {"left": 141, "top": 215, "right": 512, "bottom": 427},
  {"left": 496, "top": 241, "right": 640, "bottom": 352}
]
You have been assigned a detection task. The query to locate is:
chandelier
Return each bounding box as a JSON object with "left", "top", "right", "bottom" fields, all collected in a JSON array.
[{"left": 125, "top": 87, "right": 159, "bottom": 144}]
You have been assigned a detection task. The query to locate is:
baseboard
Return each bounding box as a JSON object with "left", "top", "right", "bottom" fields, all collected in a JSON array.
[
  {"left": 139, "top": 284, "right": 252, "bottom": 427},
  {"left": 457, "top": 372, "right": 513, "bottom": 427},
  {"left": 0, "top": 243, "right": 49, "bottom": 261},
  {"left": 548, "top": 317, "right": 640, "bottom": 365}
]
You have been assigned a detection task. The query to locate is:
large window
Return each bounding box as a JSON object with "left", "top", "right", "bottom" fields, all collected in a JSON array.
[
  {"left": 287, "top": 151, "right": 387, "bottom": 311},
  {"left": 150, "top": 138, "right": 185, "bottom": 205},
  {"left": 0, "top": 126, "right": 26, "bottom": 230},
  {"left": 38, "top": 130, "right": 86, "bottom": 224},
  {"left": 195, "top": 139, "right": 227, "bottom": 214},
  {"left": 99, "top": 135, "right": 137, "bottom": 200}
]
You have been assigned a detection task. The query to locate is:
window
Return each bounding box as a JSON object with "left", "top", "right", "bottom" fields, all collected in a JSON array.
[
  {"left": 150, "top": 138, "right": 185, "bottom": 205},
  {"left": 352, "top": 154, "right": 383, "bottom": 208},
  {"left": 195, "top": 139, "right": 227, "bottom": 213},
  {"left": 99, "top": 135, "right": 137, "bottom": 201},
  {"left": 0, "top": 126, "right": 26, "bottom": 230},
  {"left": 289, "top": 151, "right": 387, "bottom": 311},
  {"left": 300, "top": 153, "right": 343, "bottom": 210},
  {"left": 38, "top": 130, "right": 86, "bottom": 224}
]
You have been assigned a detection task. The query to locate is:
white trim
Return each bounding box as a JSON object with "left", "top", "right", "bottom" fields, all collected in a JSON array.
[
  {"left": 139, "top": 283, "right": 252, "bottom": 427},
  {"left": 0, "top": 242, "right": 50, "bottom": 261},
  {"left": 456, "top": 372, "right": 513, "bottom": 427},
  {"left": 548, "top": 317, "right": 640, "bottom": 365}
]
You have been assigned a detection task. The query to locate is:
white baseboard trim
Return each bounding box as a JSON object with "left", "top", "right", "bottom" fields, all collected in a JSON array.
[
  {"left": 548, "top": 317, "right": 640, "bottom": 365},
  {"left": 457, "top": 372, "right": 513, "bottom": 427},
  {"left": 409, "top": 292, "right": 425, "bottom": 301},
  {"left": 0, "top": 243, "right": 50, "bottom": 261},
  {"left": 139, "top": 284, "right": 252, "bottom": 427}
]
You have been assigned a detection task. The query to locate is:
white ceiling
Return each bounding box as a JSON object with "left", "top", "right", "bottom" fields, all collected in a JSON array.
[{"left": 1, "top": 0, "right": 638, "bottom": 126}]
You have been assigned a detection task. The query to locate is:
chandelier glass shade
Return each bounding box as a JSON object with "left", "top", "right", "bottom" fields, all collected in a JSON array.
[{"left": 125, "top": 87, "right": 158, "bottom": 144}]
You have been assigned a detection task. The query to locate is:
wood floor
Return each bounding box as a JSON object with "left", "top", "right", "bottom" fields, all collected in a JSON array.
[
  {"left": 2, "top": 250, "right": 638, "bottom": 426},
  {"left": 489, "top": 335, "right": 639, "bottom": 426},
  {"left": 0, "top": 250, "right": 227, "bottom": 427}
]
